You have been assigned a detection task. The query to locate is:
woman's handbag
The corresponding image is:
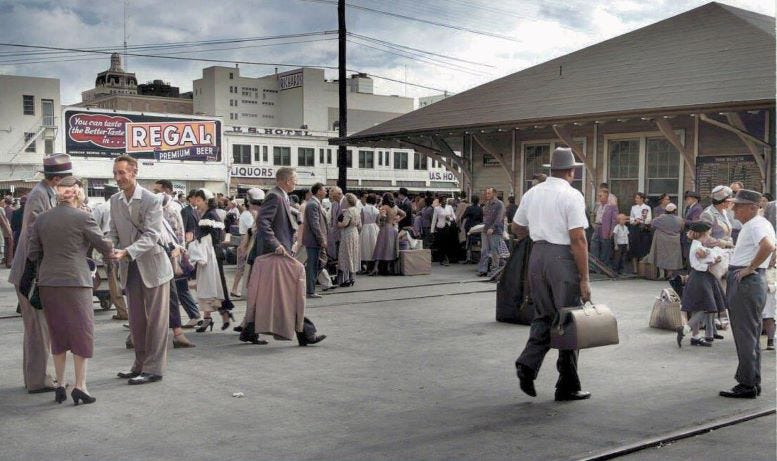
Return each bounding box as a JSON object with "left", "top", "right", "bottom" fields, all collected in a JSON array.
[
  {"left": 649, "top": 287, "right": 683, "bottom": 330},
  {"left": 550, "top": 302, "right": 619, "bottom": 350}
]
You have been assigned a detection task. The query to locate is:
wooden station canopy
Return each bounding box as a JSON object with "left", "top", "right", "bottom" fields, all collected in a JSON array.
[{"left": 338, "top": 2, "right": 775, "bottom": 195}]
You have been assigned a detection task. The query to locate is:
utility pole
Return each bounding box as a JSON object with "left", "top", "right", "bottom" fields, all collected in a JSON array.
[{"left": 337, "top": 0, "right": 348, "bottom": 193}]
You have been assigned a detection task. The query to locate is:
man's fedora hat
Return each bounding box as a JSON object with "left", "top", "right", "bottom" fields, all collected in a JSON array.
[
  {"left": 731, "top": 189, "right": 762, "bottom": 205},
  {"left": 41, "top": 153, "right": 72, "bottom": 176},
  {"left": 543, "top": 147, "right": 584, "bottom": 170},
  {"left": 684, "top": 190, "right": 700, "bottom": 200}
]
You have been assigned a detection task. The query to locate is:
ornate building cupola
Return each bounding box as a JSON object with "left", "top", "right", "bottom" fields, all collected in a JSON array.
[{"left": 83, "top": 53, "right": 138, "bottom": 102}]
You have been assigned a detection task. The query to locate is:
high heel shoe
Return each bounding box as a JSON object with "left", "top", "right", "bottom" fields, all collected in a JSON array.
[
  {"left": 71, "top": 388, "right": 96, "bottom": 406},
  {"left": 195, "top": 318, "right": 214, "bottom": 333},
  {"left": 54, "top": 386, "right": 66, "bottom": 404},
  {"left": 221, "top": 312, "right": 235, "bottom": 331}
]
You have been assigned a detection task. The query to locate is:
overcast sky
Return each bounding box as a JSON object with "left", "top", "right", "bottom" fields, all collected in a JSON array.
[{"left": 0, "top": 0, "right": 773, "bottom": 105}]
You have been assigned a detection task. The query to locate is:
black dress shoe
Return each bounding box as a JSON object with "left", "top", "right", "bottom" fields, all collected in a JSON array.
[
  {"left": 756, "top": 384, "right": 762, "bottom": 396},
  {"left": 719, "top": 385, "right": 757, "bottom": 399},
  {"left": 239, "top": 322, "right": 268, "bottom": 345},
  {"left": 297, "top": 333, "right": 326, "bottom": 346},
  {"left": 713, "top": 334, "right": 724, "bottom": 340},
  {"left": 555, "top": 390, "right": 591, "bottom": 401},
  {"left": 690, "top": 338, "right": 712, "bottom": 347},
  {"left": 117, "top": 371, "right": 141, "bottom": 379},
  {"left": 128, "top": 373, "right": 163, "bottom": 385},
  {"left": 515, "top": 364, "right": 536, "bottom": 397}
]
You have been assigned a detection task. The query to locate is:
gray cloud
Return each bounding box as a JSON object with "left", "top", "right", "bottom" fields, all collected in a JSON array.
[{"left": 0, "top": 0, "right": 772, "bottom": 105}]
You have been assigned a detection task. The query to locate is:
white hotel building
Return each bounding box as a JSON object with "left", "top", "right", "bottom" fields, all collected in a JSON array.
[{"left": 193, "top": 66, "right": 460, "bottom": 193}]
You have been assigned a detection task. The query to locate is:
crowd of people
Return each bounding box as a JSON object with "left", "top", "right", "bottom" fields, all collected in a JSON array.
[{"left": 8, "top": 150, "right": 777, "bottom": 406}]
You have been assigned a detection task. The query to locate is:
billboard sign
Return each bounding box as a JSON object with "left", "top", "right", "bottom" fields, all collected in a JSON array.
[{"left": 64, "top": 109, "right": 221, "bottom": 161}]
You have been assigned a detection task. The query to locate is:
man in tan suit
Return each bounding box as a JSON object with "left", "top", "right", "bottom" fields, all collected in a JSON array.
[
  {"left": 110, "top": 155, "right": 173, "bottom": 385},
  {"left": 8, "top": 153, "right": 72, "bottom": 393}
]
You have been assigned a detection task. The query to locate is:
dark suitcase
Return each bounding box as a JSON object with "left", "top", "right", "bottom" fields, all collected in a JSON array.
[{"left": 496, "top": 238, "right": 535, "bottom": 325}]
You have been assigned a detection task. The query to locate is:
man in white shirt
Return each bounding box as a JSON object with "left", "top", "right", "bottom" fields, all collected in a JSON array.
[
  {"left": 719, "top": 189, "right": 775, "bottom": 399},
  {"left": 510, "top": 147, "right": 591, "bottom": 402}
]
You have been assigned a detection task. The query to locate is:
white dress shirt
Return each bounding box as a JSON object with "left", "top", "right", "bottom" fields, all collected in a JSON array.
[
  {"left": 629, "top": 204, "right": 652, "bottom": 225},
  {"left": 513, "top": 176, "right": 589, "bottom": 245},
  {"left": 730, "top": 215, "right": 776, "bottom": 268}
]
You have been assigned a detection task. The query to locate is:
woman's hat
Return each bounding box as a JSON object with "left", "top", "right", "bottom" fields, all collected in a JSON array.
[
  {"left": 543, "top": 147, "right": 584, "bottom": 170},
  {"left": 688, "top": 221, "right": 711, "bottom": 233},
  {"left": 665, "top": 203, "right": 677, "bottom": 212},
  {"left": 731, "top": 189, "right": 762, "bottom": 205},
  {"left": 41, "top": 153, "right": 72, "bottom": 176},
  {"left": 246, "top": 187, "right": 265, "bottom": 201},
  {"left": 57, "top": 175, "right": 81, "bottom": 187},
  {"left": 711, "top": 185, "right": 733, "bottom": 202},
  {"left": 198, "top": 188, "right": 214, "bottom": 200},
  {"left": 684, "top": 190, "right": 700, "bottom": 200}
]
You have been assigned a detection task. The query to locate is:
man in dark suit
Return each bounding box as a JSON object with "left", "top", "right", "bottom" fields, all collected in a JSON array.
[
  {"left": 248, "top": 168, "right": 325, "bottom": 345},
  {"left": 397, "top": 187, "right": 413, "bottom": 229},
  {"left": 303, "top": 182, "right": 328, "bottom": 299}
]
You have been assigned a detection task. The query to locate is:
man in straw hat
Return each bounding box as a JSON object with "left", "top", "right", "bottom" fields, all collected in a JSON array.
[
  {"left": 110, "top": 155, "right": 173, "bottom": 385},
  {"left": 720, "top": 189, "right": 775, "bottom": 399},
  {"left": 9, "top": 153, "right": 72, "bottom": 393},
  {"left": 510, "top": 147, "right": 591, "bottom": 401}
]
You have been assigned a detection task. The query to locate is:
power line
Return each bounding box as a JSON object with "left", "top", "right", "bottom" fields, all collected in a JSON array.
[
  {"left": 347, "top": 38, "right": 489, "bottom": 77},
  {"left": 0, "top": 37, "right": 339, "bottom": 66},
  {"left": 0, "top": 41, "right": 450, "bottom": 93},
  {"left": 348, "top": 32, "right": 495, "bottom": 68},
  {"left": 297, "top": 0, "right": 521, "bottom": 42}
]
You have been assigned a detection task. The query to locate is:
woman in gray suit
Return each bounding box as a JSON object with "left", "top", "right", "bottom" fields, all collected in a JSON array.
[{"left": 28, "top": 176, "right": 113, "bottom": 405}]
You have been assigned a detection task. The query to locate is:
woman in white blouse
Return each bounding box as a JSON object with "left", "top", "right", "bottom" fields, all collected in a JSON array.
[{"left": 628, "top": 192, "right": 653, "bottom": 273}]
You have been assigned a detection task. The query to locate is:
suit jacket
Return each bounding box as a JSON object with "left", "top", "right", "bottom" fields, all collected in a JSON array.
[
  {"left": 483, "top": 198, "right": 506, "bottom": 235},
  {"left": 8, "top": 180, "right": 56, "bottom": 287},
  {"left": 28, "top": 205, "right": 113, "bottom": 288},
  {"left": 684, "top": 202, "right": 703, "bottom": 227},
  {"left": 109, "top": 185, "right": 173, "bottom": 289},
  {"left": 765, "top": 201, "right": 776, "bottom": 231},
  {"left": 254, "top": 186, "right": 298, "bottom": 257},
  {"left": 594, "top": 203, "right": 618, "bottom": 239},
  {"left": 398, "top": 197, "right": 413, "bottom": 228},
  {"left": 302, "top": 197, "right": 328, "bottom": 248},
  {"left": 181, "top": 204, "right": 198, "bottom": 235}
]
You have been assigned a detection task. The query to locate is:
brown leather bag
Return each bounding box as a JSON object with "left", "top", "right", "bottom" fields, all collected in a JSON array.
[{"left": 550, "top": 302, "right": 619, "bottom": 350}]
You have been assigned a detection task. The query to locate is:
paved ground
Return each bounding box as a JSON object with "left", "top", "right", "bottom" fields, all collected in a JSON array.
[{"left": 0, "top": 264, "right": 774, "bottom": 460}]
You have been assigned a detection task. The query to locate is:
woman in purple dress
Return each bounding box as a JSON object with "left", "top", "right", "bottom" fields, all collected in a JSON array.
[{"left": 370, "top": 193, "right": 406, "bottom": 275}]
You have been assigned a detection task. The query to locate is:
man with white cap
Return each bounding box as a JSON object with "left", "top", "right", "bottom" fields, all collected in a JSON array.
[
  {"left": 720, "top": 189, "right": 775, "bottom": 399},
  {"left": 9, "top": 153, "right": 72, "bottom": 393},
  {"left": 510, "top": 147, "right": 591, "bottom": 401}
]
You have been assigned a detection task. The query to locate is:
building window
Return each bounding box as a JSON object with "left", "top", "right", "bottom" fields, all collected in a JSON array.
[
  {"left": 523, "top": 144, "right": 550, "bottom": 191},
  {"left": 273, "top": 146, "right": 291, "bottom": 166},
  {"left": 232, "top": 144, "right": 251, "bottom": 164},
  {"left": 346, "top": 149, "right": 353, "bottom": 168},
  {"left": 319, "top": 148, "right": 325, "bottom": 164},
  {"left": 24, "top": 132, "right": 36, "bottom": 152},
  {"left": 645, "top": 137, "right": 680, "bottom": 201},
  {"left": 253, "top": 145, "right": 261, "bottom": 162},
  {"left": 44, "top": 139, "right": 53, "bottom": 154},
  {"left": 229, "top": 72, "right": 234, "bottom": 80},
  {"left": 262, "top": 145, "right": 268, "bottom": 163},
  {"left": 394, "top": 151, "right": 408, "bottom": 170},
  {"left": 298, "top": 147, "right": 315, "bottom": 167},
  {"left": 413, "top": 153, "right": 428, "bottom": 170},
  {"left": 384, "top": 151, "right": 390, "bottom": 166},
  {"left": 42, "top": 99, "right": 54, "bottom": 126},
  {"left": 377, "top": 151, "right": 383, "bottom": 166},
  {"left": 327, "top": 149, "right": 332, "bottom": 164},
  {"left": 22, "top": 95, "right": 34, "bottom": 115},
  {"left": 608, "top": 139, "right": 641, "bottom": 214},
  {"left": 358, "top": 150, "right": 374, "bottom": 169}
]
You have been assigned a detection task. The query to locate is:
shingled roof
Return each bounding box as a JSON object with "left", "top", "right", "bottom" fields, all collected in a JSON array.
[{"left": 349, "top": 2, "right": 775, "bottom": 141}]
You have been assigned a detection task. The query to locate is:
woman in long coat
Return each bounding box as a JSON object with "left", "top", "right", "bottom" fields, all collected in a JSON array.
[
  {"left": 337, "top": 193, "right": 361, "bottom": 286},
  {"left": 28, "top": 176, "right": 113, "bottom": 405},
  {"left": 644, "top": 204, "right": 684, "bottom": 277},
  {"left": 370, "top": 193, "right": 406, "bottom": 275}
]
